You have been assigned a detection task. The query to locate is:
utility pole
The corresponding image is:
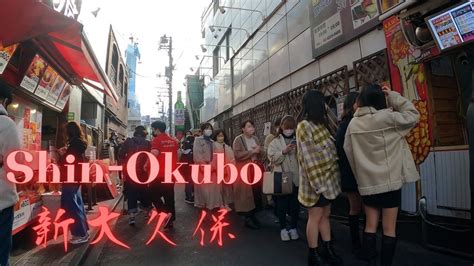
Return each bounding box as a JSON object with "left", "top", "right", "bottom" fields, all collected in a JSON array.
[{"left": 159, "top": 35, "right": 173, "bottom": 135}]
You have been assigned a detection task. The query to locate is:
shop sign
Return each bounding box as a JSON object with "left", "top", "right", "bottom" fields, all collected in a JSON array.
[
  {"left": 0, "top": 44, "right": 18, "bottom": 74},
  {"left": 20, "top": 55, "right": 48, "bottom": 93},
  {"left": 44, "top": 0, "right": 82, "bottom": 20},
  {"left": 384, "top": 15, "right": 433, "bottom": 165},
  {"left": 308, "top": 0, "right": 381, "bottom": 59},
  {"left": 34, "top": 66, "right": 59, "bottom": 99},
  {"left": 46, "top": 75, "right": 66, "bottom": 105},
  {"left": 426, "top": 0, "right": 474, "bottom": 51},
  {"left": 67, "top": 112, "right": 75, "bottom": 122},
  {"left": 56, "top": 84, "right": 74, "bottom": 110}
]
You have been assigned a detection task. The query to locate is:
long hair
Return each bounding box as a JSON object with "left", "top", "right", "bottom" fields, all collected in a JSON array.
[
  {"left": 66, "top": 122, "right": 87, "bottom": 144},
  {"left": 298, "top": 90, "right": 327, "bottom": 125},
  {"left": 212, "top": 129, "right": 229, "bottom": 145},
  {"left": 341, "top": 91, "right": 360, "bottom": 120},
  {"left": 358, "top": 84, "right": 387, "bottom": 110}
]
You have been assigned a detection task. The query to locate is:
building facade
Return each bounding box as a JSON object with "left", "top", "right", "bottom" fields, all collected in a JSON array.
[
  {"left": 104, "top": 26, "right": 129, "bottom": 139},
  {"left": 199, "top": 0, "right": 473, "bottom": 220},
  {"left": 126, "top": 40, "right": 142, "bottom": 137}
]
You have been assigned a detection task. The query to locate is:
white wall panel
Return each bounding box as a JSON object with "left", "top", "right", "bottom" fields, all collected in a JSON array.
[
  {"left": 269, "top": 45, "right": 290, "bottom": 84},
  {"left": 319, "top": 40, "right": 361, "bottom": 75},
  {"left": 289, "top": 28, "right": 312, "bottom": 72},
  {"left": 359, "top": 29, "right": 387, "bottom": 57}
]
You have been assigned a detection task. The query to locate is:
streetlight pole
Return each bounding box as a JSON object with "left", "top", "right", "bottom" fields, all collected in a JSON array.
[{"left": 159, "top": 35, "right": 174, "bottom": 135}]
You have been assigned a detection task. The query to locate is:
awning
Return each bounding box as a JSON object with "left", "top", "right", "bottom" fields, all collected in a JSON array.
[{"left": 0, "top": 0, "right": 118, "bottom": 103}]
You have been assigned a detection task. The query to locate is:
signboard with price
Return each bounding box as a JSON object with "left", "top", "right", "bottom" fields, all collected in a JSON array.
[{"left": 308, "top": 0, "right": 381, "bottom": 59}]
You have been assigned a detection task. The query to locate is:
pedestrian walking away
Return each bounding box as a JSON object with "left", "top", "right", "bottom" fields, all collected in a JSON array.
[
  {"left": 148, "top": 121, "right": 179, "bottom": 228},
  {"left": 58, "top": 122, "right": 90, "bottom": 245},
  {"left": 119, "top": 125, "right": 152, "bottom": 226}
]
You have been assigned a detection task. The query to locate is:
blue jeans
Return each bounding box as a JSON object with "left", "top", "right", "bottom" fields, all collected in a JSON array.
[
  {"left": 61, "top": 185, "right": 88, "bottom": 237},
  {"left": 0, "top": 206, "right": 13, "bottom": 266}
]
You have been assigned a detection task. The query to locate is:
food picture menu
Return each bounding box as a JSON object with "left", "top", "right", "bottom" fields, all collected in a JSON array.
[
  {"left": 427, "top": 1, "right": 474, "bottom": 50},
  {"left": 34, "top": 66, "right": 58, "bottom": 99},
  {"left": 0, "top": 44, "right": 18, "bottom": 74},
  {"left": 20, "top": 54, "right": 48, "bottom": 92},
  {"left": 55, "top": 83, "right": 73, "bottom": 110},
  {"left": 46, "top": 75, "right": 66, "bottom": 105}
]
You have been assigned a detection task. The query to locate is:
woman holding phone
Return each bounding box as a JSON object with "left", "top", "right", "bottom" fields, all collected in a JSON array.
[{"left": 267, "top": 115, "right": 300, "bottom": 242}]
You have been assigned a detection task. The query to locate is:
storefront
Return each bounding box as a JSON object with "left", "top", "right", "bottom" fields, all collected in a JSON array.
[
  {"left": 380, "top": 0, "right": 473, "bottom": 220},
  {"left": 0, "top": 0, "right": 117, "bottom": 234}
]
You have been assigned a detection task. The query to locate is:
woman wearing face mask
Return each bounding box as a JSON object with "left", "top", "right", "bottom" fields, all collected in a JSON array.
[
  {"left": 232, "top": 120, "right": 263, "bottom": 229},
  {"left": 267, "top": 115, "right": 300, "bottom": 242},
  {"left": 193, "top": 123, "right": 226, "bottom": 211},
  {"left": 212, "top": 129, "right": 235, "bottom": 210}
]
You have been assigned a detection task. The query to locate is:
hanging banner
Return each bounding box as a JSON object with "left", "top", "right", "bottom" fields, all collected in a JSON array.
[
  {"left": 0, "top": 44, "right": 18, "bottom": 74},
  {"left": 20, "top": 54, "right": 48, "bottom": 93},
  {"left": 35, "top": 66, "right": 59, "bottom": 99},
  {"left": 55, "top": 83, "right": 73, "bottom": 110},
  {"left": 384, "top": 16, "right": 435, "bottom": 165},
  {"left": 308, "top": 0, "right": 381, "bottom": 59},
  {"left": 46, "top": 75, "right": 66, "bottom": 105}
]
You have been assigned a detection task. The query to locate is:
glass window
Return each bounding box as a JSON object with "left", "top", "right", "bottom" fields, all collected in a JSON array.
[
  {"left": 253, "top": 33, "right": 268, "bottom": 68},
  {"left": 286, "top": 0, "right": 310, "bottom": 41},
  {"left": 267, "top": 17, "right": 288, "bottom": 56}
]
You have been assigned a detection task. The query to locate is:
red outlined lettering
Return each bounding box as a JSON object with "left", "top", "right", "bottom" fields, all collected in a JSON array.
[
  {"left": 6, "top": 150, "right": 34, "bottom": 184},
  {"left": 88, "top": 206, "right": 130, "bottom": 249},
  {"left": 146, "top": 211, "right": 177, "bottom": 246}
]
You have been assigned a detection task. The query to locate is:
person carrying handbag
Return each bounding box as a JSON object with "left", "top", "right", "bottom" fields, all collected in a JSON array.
[{"left": 267, "top": 115, "right": 300, "bottom": 242}]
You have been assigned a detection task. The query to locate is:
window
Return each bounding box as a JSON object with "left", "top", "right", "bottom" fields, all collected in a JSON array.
[
  {"left": 118, "top": 65, "right": 124, "bottom": 95},
  {"left": 213, "top": 48, "right": 219, "bottom": 77},
  {"left": 111, "top": 44, "right": 119, "bottom": 84}
]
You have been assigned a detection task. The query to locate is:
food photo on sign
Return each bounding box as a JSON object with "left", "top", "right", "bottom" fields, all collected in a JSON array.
[
  {"left": 46, "top": 75, "right": 66, "bottom": 105},
  {"left": 0, "top": 43, "right": 18, "bottom": 74},
  {"left": 34, "top": 66, "right": 59, "bottom": 99},
  {"left": 20, "top": 54, "right": 48, "bottom": 93}
]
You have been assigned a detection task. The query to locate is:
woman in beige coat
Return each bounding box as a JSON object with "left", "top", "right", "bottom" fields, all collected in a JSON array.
[
  {"left": 233, "top": 119, "right": 263, "bottom": 229},
  {"left": 267, "top": 115, "right": 300, "bottom": 242},
  {"left": 212, "top": 129, "right": 235, "bottom": 209},
  {"left": 344, "top": 84, "right": 420, "bottom": 266},
  {"left": 193, "top": 123, "right": 225, "bottom": 210}
]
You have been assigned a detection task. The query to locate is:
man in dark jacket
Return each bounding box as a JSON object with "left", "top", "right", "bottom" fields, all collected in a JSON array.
[
  {"left": 180, "top": 133, "right": 195, "bottom": 204},
  {"left": 119, "top": 126, "right": 151, "bottom": 225}
]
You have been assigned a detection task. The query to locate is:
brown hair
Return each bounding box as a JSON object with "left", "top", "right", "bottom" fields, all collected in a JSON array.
[
  {"left": 66, "top": 122, "right": 87, "bottom": 143},
  {"left": 277, "top": 115, "right": 297, "bottom": 135}
]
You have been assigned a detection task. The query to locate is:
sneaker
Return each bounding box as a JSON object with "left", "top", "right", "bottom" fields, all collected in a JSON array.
[
  {"left": 184, "top": 197, "right": 194, "bottom": 204},
  {"left": 280, "top": 229, "right": 291, "bottom": 242},
  {"left": 289, "top": 228, "right": 299, "bottom": 240},
  {"left": 70, "top": 234, "right": 89, "bottom": 244}
]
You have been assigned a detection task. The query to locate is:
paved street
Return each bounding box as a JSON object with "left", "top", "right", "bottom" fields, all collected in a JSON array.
[{"left": 84, "top": 185, "right": 472, "bottom": 266}]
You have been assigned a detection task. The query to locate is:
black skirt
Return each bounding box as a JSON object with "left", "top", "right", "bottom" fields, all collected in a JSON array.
[
  {"left": 362, "top": 189, "right": 401, "bottom": 209},
  {"left": 341, "top": 174, "right": 359, "bottom": 193}
]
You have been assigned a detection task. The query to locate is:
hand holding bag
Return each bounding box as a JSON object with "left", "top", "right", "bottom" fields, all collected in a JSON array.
[{"left": 263, "top": 161, "right": 293, "bottom": 195}]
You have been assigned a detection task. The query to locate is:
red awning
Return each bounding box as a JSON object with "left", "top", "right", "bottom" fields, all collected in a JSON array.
[{"left": 0, "top": 0, "right": 118, "bottom": 103}]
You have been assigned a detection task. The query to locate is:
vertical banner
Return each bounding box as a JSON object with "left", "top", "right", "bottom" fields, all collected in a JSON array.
[
  {"left": 20, "top": 55, "right": 48, "bottom": 92},
  {"left": 383, "top": 16, "right": 436, "bottom": 165},
  {"left": 0, "top": 44, "right": 18, "bottom": 74}
]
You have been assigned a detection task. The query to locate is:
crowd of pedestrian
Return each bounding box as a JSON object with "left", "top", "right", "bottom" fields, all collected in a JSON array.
[{"left": 0, "top": 81, "right": 420, "bottom": 266}]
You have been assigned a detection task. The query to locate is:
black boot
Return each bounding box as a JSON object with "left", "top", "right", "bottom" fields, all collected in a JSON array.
[
  {"left": 349, "top": 215, "right": 361, "bottom": 252},
  {"left": 320, "top": 241, "right": 343, "bottom": 266},
  {"left": 308, "top": 247, "right": 330, "bottom": 266},
  {"left": 381, "top": 235, "right": 397, "bottom": 266},
  {"left": 357, "top": 232, "right": 376, "bottom": 266}
]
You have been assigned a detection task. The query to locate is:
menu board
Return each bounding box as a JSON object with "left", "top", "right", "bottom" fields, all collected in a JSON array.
[
  {"left": 0, "top": 44, "right": 18, "bottom": 74},
  {"left": 34, "top": 66, "right": 59, "bottom": 99},
  {"left": 46, "top": 75, "right": 66, "bottom": 104},
  {"left": 55, "top": 83, "right": 73, "bottom": 110},
  {"left": 309, "top": 0, "right": 381, "bottom": 59},
  {"left": 427, "top": 1, "right": 474, "bottom": 50},
  {"left": 20, "top": 54, "right": 48, "bottom": 92}
]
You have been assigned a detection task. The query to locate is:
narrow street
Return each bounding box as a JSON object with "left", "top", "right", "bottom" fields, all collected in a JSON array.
[{"left": 84, "top": 186, "right": 471, "bottom": 266}]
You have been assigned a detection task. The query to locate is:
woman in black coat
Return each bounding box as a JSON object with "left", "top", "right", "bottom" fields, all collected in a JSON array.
[{"left": 335, "top": 92, "right": 362, "bottom": 252}]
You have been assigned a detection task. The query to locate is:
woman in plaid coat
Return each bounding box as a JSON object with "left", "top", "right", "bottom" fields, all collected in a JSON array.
[{"left": 296, "top": 90, "right": 342, "bottom": 266}]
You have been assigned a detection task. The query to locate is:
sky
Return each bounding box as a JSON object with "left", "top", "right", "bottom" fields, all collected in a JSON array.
[{"left": 79, "top": 0, "right": 210, "bottom": 117}]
